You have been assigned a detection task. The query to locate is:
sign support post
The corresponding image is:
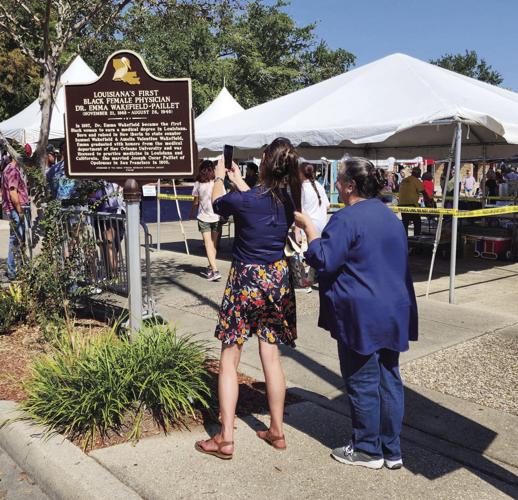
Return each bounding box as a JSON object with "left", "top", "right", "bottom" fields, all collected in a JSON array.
[
  {"left": 157, "top": 179, "right": 161, "bottom": 251},
  {"left": 124, "top": 179, "right": 143, "bottom": 338}
]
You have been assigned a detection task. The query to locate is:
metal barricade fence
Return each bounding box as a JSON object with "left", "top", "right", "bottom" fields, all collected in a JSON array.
[{"left": 58, "top": 208, "right": 153, "bottom": 307}]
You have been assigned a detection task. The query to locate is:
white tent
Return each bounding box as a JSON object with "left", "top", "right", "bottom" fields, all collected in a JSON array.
[
  {"left": 0, "top": 55, "right": 97, "bottom": 146},
  {"left": 197, "top": 53, "right": 518, "bottom": 305},
  {"left": 196, "top": 53, "right": 518, "bottom": 160},
  {"left": 195, "top": 87, "right": 244, "bottom": 129}
]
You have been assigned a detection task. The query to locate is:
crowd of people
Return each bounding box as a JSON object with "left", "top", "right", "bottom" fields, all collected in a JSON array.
[
  {"left": 0, "top": 143, "right": 125, "bottom": 283},
  {"left": 194, "top": 138, "right": 418, "bottom": 471}
]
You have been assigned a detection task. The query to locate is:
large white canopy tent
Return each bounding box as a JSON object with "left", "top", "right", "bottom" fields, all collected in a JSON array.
[
  {"left": 0, "top": 55, "right": 97, "bottom": 146},
  {"left": 197, "top": 53, "right": 518, "bottom": 161},
  {"left": 196, "top": 53, "right": 518, "bottom": 303}
]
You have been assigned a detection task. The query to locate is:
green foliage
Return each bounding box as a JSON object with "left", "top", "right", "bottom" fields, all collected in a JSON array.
[
  {"left": 0, "top": 284, "right": 27, "bottom": 334},
  {"left": 19, "top": 323, "right": 211, "bottom": 449},
  {"left": 0, "top": 41, "right": 40, "bottom": 121},
  {"left": 430, "top": 50, "right": 503, "bottom": 86},
  {"left": 82, "top": 0, "right": 355, "bottom": 113},
  {"left": 20, "top": 328, "right": 131, "bottom": 448}
]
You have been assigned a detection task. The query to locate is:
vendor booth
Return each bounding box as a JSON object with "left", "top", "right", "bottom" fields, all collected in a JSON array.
[{"left": 196, "top": 53, "right": 518, "bottom": 303}]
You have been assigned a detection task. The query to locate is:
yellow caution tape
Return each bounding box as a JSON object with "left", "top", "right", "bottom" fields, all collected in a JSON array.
[
  {"left": 158, "top": 193, "right": 518, "bottom": 218},
  {"left": 158, "top": 194, "right": 195, "bottom": 201},
  {"left": 455, "top": 205, "right": 518, "bottom": 218},
  {"left": 330, "top": 203, "right": 518, "bottom": 218}
]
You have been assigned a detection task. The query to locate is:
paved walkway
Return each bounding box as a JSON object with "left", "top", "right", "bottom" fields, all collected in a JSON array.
[
  {"left": 88, "top": 241, "right": 518, "bottom": 499},
  {"left": 1, "top": 218, "right": 518, "bottom": 498}
]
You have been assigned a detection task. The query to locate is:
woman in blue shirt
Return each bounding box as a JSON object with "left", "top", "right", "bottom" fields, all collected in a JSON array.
[
  {"left": 195, "top": 138, "right": 301, "bottom": 460},
  {"left": 295, "top": 157, "right": 418, "bottom": 470}
]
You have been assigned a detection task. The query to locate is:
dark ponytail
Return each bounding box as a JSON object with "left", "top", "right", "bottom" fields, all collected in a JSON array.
[
  {"left": 340, "top": 157, "right": 385, "bottom": 198},
  {"left": 261, "top": 137, "right": 301, "bottom": 211},
  {"left": 300, "top": 162, "right": 322, "bottom": 206}
]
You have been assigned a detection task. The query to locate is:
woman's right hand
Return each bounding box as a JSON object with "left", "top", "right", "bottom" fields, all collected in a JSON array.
[{"left": 215, "top": 157, "right": 226, "bottom": 179}]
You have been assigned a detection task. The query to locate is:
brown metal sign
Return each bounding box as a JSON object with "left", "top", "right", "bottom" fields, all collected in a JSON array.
[{"left": 64, "top": 50, "right": 194, "bottom": 178}]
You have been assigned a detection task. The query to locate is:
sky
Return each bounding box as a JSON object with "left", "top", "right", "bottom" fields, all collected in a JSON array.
[{"left": 279, "top": 0, "right": 518, "bottom": 90}]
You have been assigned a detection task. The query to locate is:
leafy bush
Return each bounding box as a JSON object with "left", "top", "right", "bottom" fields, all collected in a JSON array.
[
  {"left": 0, "top": 284, "right": 27, "bottom": 333},
  {"left": 125, "top": 323, "right": 211, "bottom": 439},
  {"left": 19, "top": 323, "right": 211, "bottom": 449}
]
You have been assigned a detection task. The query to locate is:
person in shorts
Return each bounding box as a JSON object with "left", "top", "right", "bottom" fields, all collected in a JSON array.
[
  {"left": 191, "top": 160, "right": 223, "bottom": 281},
  {"left": 195, "top": 138, "right": 302, "bottom": 459}
]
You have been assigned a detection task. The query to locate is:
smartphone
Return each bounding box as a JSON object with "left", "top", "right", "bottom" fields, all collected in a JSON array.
[{"left": 224, "top": 144, "right": 234, "bottom": 170}]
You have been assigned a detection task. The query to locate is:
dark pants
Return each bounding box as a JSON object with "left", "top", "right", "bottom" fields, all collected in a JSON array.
[
  {"left": 400, "top": 205, "right": 421, "bottom": 236},
  {"left": 337, "top": 342, "right": 404, "bottom": 460}
]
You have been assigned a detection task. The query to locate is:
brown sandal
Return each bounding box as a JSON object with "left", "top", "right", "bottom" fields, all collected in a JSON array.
[
  {"left": 256, "top": 430, "right": 286, "bottom": 450},
  {"left": 195, "top": 435, "right": 234, "bottom": 460}
]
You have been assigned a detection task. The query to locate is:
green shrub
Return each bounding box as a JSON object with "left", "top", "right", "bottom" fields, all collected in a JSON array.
[
  {"left": 0, "top": 284, "right": 27, "bottom": 333},
  {"left": 20, "top": 330, "right": 130, "bottom": 448},
  {"left": 18, "top": 323, "right": 211, "bottom": 449},
  {"left": 125, "top": 323, "right": 211, "bottom": 439}
]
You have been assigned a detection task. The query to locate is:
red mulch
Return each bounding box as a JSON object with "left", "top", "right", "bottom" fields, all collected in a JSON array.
[{"left": 0, "top": 323, "right": 45, "bottom": 401}]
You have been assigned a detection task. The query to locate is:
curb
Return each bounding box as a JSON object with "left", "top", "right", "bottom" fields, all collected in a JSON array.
[{"left": 0, "top": 401, "right": 142, "bottom": 500}]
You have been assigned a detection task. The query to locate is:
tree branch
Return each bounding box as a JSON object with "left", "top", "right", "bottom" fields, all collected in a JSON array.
[
  {"left": 0, "top": 131, "right": 22, "bottom": 163},
  {"left": 0, "top": 3, "right": 43, "bottom": 42},
  {"left": 0, "top": 18, "right": 40, "bottom": 65},
  {"left": 11, "top": 0, "right": 42, "bottom": 26}
]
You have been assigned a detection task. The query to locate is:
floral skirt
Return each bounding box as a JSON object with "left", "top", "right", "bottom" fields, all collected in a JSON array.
[{"left": 215, "top": 259, "right": 297, "bottom": 347}]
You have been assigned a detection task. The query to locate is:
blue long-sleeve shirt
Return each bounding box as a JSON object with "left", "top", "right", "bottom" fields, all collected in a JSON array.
[
  {"left": 305, "top": 198, "right": 418, "bottom": 354},
  {"left": 213, "top": 186, "right": 294, "bottom": 264}
]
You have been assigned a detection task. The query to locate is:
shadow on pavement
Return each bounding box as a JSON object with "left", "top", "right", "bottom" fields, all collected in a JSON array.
[{"left": 278, "top": 346, "right": 518, "bottom": 495}]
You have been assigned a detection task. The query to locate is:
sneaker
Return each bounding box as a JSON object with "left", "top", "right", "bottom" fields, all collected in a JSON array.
[
  {"left": 200, "top": 266, "right": 211, "bottom": 277},
  {"left": 207, "top": 270, "right": 221, "bottom": 281},
  {"left": 295, "top": 287, "right": 312, "bottom": 294},
  {"left": 330, "top": 443, "right": 383, "bottom": 469},
  {"left": 384, "top": 458, "right": 403, "bottom": 470}
]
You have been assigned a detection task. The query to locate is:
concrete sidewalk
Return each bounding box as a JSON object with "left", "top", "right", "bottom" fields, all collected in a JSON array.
[
  {"left": 1, "top": 221, "right": 518, "bottom": 498},
  {"left": 93, "top": 239, "right": 518, "bottom": 500}
]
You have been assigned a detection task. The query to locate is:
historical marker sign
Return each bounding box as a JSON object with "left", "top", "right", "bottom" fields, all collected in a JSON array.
[{"left": 64, "top": 50, "right": 194, "bottom": 178}]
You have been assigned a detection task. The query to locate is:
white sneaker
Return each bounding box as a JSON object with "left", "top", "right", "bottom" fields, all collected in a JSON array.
[{"left": 384, "top": 458, "right": 403, "bottom": 470}]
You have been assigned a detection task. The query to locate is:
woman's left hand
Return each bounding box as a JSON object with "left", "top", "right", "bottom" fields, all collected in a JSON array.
[{"left": 294, "top": 211, "right": 311, "bottom": 230}]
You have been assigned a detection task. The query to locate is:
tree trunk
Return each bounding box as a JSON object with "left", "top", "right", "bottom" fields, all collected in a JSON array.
[{"left": 35, "top": 63, "right": 57, "bottom": 178}]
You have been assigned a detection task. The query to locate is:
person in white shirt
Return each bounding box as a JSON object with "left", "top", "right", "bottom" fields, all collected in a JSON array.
[
  {"left": 300, "top": 161, "right": 330, "bottom": 235},
  {"left": 295, "top": 162, "right": 330, "bottom": 293},
  {"left": 190, "top": 160, "right": 222, "bottom": 281},
  {"left": 463, "top": 171, "right": 476, "bottom": 196}
]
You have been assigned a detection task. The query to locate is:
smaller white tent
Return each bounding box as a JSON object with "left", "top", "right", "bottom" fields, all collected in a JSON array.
[
  {"left": 195, "top": 87, "right": 244, "bottom": 129},
  {"left": 0, "top": 55, "right": 97, "bottom": 146}
]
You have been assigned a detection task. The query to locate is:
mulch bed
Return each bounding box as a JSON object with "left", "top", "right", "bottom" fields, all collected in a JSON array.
[
  {"left": 0, "top": 322, "right": 300, "bottom": 452},
  {"left": 0, "top": 319, "right": 110, "bottom": 402}
]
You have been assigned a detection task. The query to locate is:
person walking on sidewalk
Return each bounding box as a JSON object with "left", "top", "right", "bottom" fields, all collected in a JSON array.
[
  {"left": 294, "top": 157, "right": 418, "bottom": 470},
  {"left": 1, "top": 157, "right": 30, "bottom": 281},
  {"left": 195, "top": 137, "right": 302, "bottom": 459},
  {"left": 190, "top": 160, "right": 223, "bottom": 281}
]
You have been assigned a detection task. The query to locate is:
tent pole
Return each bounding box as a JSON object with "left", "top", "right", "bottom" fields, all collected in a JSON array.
[
  {"left": 172, "top": 179, "right": 190, "bottom": 255},
  {"left": 425, "top": 129, "right": 457, "bottom": 298},
  {"left": 449, "top": 122, "right": 463, "bottom": 304}
]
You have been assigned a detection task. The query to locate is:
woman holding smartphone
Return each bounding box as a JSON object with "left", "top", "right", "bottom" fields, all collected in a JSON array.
[{"left": 195, "top": 137, "right": 301, "bottom": 459}]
